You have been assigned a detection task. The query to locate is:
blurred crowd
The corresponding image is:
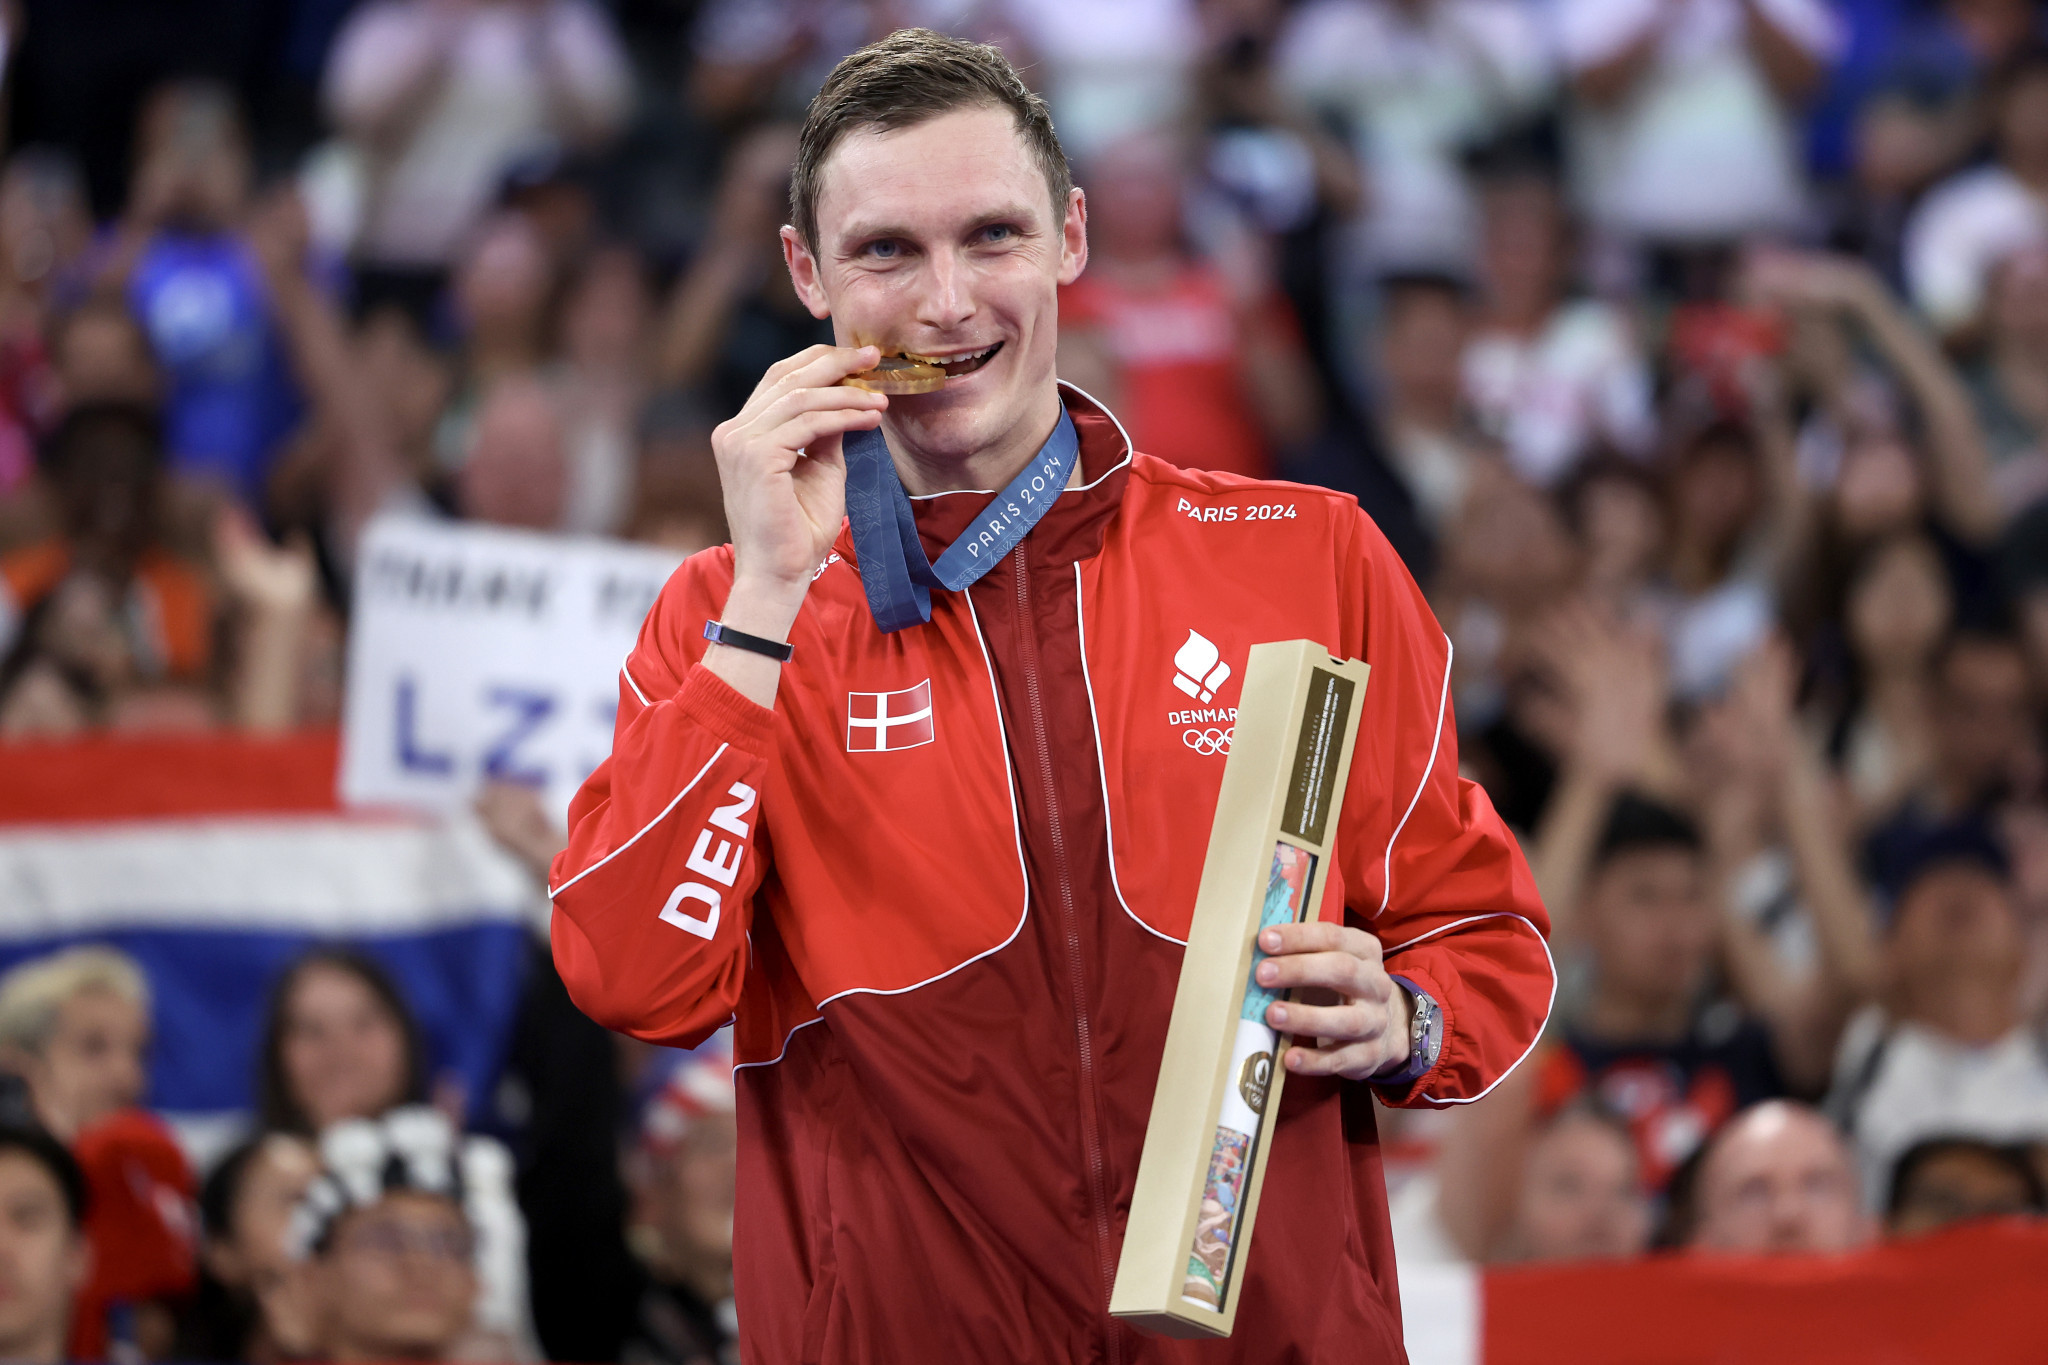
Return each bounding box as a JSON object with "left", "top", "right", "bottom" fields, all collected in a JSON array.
[{"left": 0, "top": 0, "right": 2047, "bottom": 1358}]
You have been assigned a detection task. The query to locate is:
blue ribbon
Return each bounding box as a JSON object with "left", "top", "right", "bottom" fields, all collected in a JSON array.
[{"left": 842, "top": 406, "right": 1080, "bottom": 633}]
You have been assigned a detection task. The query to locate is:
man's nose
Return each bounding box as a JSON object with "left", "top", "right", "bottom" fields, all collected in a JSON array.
[
  {"left": 1769, "top": 1203, "right": 1811, "bottom": 1249},
  {"left": 913, "top": 249, "right": 975, "bottom": 333}
]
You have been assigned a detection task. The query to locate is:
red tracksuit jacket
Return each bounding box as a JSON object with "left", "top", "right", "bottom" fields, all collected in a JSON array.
[{"left": 551, "top": 387, "right": 1554, "bottom": 1364}]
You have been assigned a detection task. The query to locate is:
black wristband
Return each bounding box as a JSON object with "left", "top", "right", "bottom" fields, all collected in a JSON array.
[{"left": 703, "top": 619, "right": 793, "bottom": 662}]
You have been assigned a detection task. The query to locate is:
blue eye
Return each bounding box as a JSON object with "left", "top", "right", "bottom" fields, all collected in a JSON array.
[
  {"left": 982, "top": 224, "right": 1014, "bottom": 243},
  {"left": 866, "top": 239, "right": 901, "bottom": 259}
]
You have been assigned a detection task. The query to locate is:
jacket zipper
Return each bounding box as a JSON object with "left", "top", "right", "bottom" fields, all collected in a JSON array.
[{"left": 1012, "top": 547, "right": 1123, "bottom": 1365}]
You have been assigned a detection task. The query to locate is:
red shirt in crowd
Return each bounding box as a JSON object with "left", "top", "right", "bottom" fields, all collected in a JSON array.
[
  {"left": 1059, "top": 265, "right": 1281, "bottom": 480},
  {"left": 0, "top": 537, "right": 215, "bottom": 680},
  {"left": 68, "top": 1107, "right": 198, "bottom": 1360}
]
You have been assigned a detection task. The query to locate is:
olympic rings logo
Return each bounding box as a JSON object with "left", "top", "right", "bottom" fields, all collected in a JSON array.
[{"left": 1182, "top": 727, "right": 1233, "bottom": 756}]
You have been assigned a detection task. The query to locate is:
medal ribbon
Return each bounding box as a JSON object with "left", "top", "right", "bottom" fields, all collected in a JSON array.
[{"left": 841, "top": 405, "right": 1079, "bottom": 633}]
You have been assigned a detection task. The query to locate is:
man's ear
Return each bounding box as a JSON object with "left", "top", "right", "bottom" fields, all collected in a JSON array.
[
  {"left": 1057, "top": 187, "right": 1088, "bottom": 287},
  {"left": 781, "top": 226, "right": 832, "bottom": 321}
]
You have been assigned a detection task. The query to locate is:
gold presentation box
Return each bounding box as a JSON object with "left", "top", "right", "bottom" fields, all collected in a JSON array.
[{"left": 1110, "top": 640, "right": 1370, "bottom": 1338}]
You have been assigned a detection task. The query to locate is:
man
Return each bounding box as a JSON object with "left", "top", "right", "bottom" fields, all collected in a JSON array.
[
  {"left": 1868, "top": 631, "right": 2042, "bottom": 887},
  {"left": 1498, "top": 1102, "right": 1653, "bottom": 1262},
  {"left": 0, "top": 947, "right": 151, "bottom": 1141},
  {"left": 550, "top": 30, "right": 1552, "bottom": 1361},
  {"left": 1684, "top": 1101, "right": 1873, "bottom": 1255},
  {"left": 1885, "top": 1136, "right": 2045, "bottom": 1238},
  {"left": 1055, "top": 128, "right": 1320, "bottom": 480},
  {"left": 291, "top": 1108, "right": 483, "bottom": 1363},
  {"left": 1830, "top": 823, "right": 2048, "bottom": 1202},
  {"left": 1537, "top": 797, "right": 1785, "bottom": 1190},
  {"left": 1558, "top": 0, "right": 1839, "bottom": 248},
  {"left": 0, "top": 1124, "right": 90, "bottom": 1365},
  {"left": 0, "top": 945, "right": 196, "bottom": 1360},
  {"left": 187, "top": 1134, "right": 321, "bottom": 1360},
  {"left": 623, "top": 1053, "right": 738, "bottom": 1365}
]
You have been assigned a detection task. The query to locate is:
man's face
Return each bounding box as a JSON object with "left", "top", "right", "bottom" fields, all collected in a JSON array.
[
  {"left": 35, "top": 988, "right": 149, "bottom": 1137},
  {"left": 1889, "top": 1145, "right": 2040, "bottom": 1237},
  {"left": 207, "top": 1137, "right": 319, "bottom": 1293},
  {"left": 1690, "top": 1105, "right": 1870, "bottom": 1255},
  {"left": 1377, "top": 287, "right": 1468, "bottom": 413},
  {"left": 785, "top": 105, "right": 1087, "bottom": 470},
  {"left": 1585, "top": 846, "right": 1715, "bottom": 1007},
  {"left": 313, "top": 1193, "right": 477, "bottom": 1360},
  {"left": 645, "top": 1112, "right": 738, "bottom": 1266},
  {"left": 1511, "top": 1113, "right": 1651, "bottom": 1262},
  {"left": 1934, "top": 641, "right": 2035, "bottom": 800},
  {"left": 0, "top": 1151, "right": 87, "bottom": 1361},
  {"left": 1887, "top": 864, "right": 2022, "bottom": 1014}
]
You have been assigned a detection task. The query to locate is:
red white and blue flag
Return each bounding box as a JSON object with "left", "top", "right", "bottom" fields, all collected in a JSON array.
[{"left": 0, "top": 734, "right": 534, "bottom": 1169}]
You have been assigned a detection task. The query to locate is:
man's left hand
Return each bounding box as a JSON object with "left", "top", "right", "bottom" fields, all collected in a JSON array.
[{"left": 1255, "top": 922, "right": 1413, "bottom": 1080}]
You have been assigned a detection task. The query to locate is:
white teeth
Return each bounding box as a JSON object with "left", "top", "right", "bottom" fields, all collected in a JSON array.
[{"left": 907, "top": 344, "right": 998, "bottom": 365}]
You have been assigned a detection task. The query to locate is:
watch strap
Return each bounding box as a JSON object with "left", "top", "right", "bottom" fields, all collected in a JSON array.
[
  {"left": 703, "top": 619, "right": 794, "bottom": 662},
  {"left": 1374, "top": 975, "right": 1442, "bottom": 1087}
]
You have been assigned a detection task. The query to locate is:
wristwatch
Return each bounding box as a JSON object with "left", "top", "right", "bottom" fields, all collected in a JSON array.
[{"left": 1373, "top": 976, "right": 1442, "bottom": 1087}]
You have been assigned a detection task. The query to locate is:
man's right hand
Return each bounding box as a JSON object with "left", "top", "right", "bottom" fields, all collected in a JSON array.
[{"left": 704, "top": 344, "right": 887, "bottom": 704}]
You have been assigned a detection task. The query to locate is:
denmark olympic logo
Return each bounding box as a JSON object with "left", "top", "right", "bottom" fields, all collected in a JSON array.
[{"left": 1183, "top": 727, "right": 1233, "bottom": 756}]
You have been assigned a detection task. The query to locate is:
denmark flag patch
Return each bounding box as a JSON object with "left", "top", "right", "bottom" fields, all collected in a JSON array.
[{"left": 846, "top": 680, "right": 935, "bottom": 752}]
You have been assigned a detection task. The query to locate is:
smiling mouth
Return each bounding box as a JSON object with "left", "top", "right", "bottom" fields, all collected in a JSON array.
[{"left": 903, "top": 342, "right": 1002, "bottom": 378}]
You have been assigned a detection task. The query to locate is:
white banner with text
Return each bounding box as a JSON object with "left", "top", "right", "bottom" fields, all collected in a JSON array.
[{"left": 340, "top": 515, "right": 684, "bottom": 821}]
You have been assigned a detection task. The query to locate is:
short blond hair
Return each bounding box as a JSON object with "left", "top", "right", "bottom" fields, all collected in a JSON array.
[{"left": 0, "top": 945, "right": 151, "bottom": 1053}]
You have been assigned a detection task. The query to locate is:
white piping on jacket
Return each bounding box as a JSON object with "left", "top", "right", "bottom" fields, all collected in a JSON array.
[
  {"left": 621, "top": 662, "right": 651, "bottom": 708},
  {"left": 903, "top": 380, "right": 1135, "bottom": 501},
  {"left": 733, "top": 1015, "right": 823, "bottom": 1072},
  {"left": 1381, "top": 911, "right": 1556, "bottom": 1105},
  {"left": 1379, "top": 634, "right": 1453, "bottom": 917},
  {"left": 1073, "top": 560, "right": 1184, "bottom": 945},
  {"left": 738, "top": 590, "right": 1036, "bottom": 1063},
  {"left": 547, "top": 744, "right": 728, "bottom": 899}
]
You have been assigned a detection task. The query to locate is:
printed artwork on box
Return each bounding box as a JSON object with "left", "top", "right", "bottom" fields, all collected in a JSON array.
[
  {"left": 1180, "top": 841, "right": 1318, "bottom": 1312},
  {"left": 1183, "top": 1126, "right": 1250, "bottom": 1308},
  {"left": 1241, "top": 842, "right": 1316, "bottom": 1026}
]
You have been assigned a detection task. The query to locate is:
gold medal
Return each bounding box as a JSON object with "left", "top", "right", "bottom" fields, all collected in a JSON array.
[{"left": 842, "top": 354, "right": 947, "bottom": 394}]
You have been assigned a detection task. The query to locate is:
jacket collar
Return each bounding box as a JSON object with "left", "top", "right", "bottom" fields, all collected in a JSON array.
[{"left": 831, "top": 381, "right": 1132, "bottom": 572}]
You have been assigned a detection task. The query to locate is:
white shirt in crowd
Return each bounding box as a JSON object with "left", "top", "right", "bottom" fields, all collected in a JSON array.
[
  {"left": 1829, "top": 1006, "right": 2048, "bottom": 1207},
  {"left": 1462, "top": 299, "right": 1656, "bottom": 485},
  {"left": 1277, "top": 0, "right": 1552, "bottom": 270},
  {"left": 1556, "top": 0, "right": 1842, "bottom": 243},
  {"left": 325, "top": 0, "right": 631, "bottom": 268},
  {"left": 1001, "top": 0, "right": 1200, "bottom": 159},
  {"left": 1903, "top": 165, "right": 2048, "bottom": 336}
]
